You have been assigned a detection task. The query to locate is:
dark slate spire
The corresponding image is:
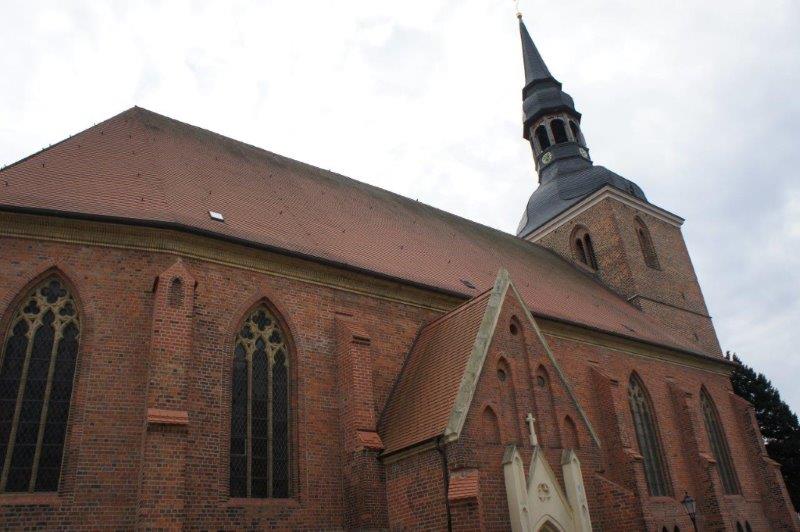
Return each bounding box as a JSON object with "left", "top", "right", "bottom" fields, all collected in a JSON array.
[
  {"left": 518, "top": 16, "right": 578, "bottom": 133},
  {"left": 514, "top": 15, "right": 649, "bottom": 239},
  {"left": 519, "top": 16, "right": 556, "bottom": 88}
]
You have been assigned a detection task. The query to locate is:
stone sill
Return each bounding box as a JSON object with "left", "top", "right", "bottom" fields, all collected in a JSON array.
[{"left": 225, "top": 497, "right": 300, "bottom": 509}]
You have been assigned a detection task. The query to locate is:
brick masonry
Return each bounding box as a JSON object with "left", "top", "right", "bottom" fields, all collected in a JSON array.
[
  {"left": 534, "top": 197, "right": 722, "bottom": 356},
  {"left": 0, "top": 222, "right": 796, "bottom": 530}
]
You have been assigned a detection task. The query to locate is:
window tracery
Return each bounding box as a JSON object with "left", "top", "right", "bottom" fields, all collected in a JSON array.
[
  {"left": 0, "top": 277, "right": 79, "bottom": 493},
  {"left": 230, "top": 305, "right": 290, "bottom": 498},
  {"left": 628, "top": 374, "right": 671, "bottom": 496},
  {"left": 701, "top": 388, "right": 739, "bottom": 494}
]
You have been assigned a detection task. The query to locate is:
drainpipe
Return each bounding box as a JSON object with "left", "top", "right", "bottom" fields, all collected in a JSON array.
[{"left": 436, "top": 437, "right": 453, "bottom": 532}]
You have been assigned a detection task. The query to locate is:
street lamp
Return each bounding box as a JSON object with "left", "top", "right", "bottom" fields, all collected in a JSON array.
[{"left": 681, "top": 492, "right": 698, "bottom": 531}]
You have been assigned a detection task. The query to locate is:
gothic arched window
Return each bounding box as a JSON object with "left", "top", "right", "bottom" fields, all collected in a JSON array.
[
  {"left": 701, "top": 388, "right": 739, "bottom": 494},
  {"left": 535, "top": 125, "right": 551, "bottom": 151},
  {"left": 635, "top": 217, "right": 660, "bottom": 269},
  {"left": 0, "top": 277, "right": 80, "bottom": 493},
  {"left": 551, "top": 119, "right": 569, "bottom": 144},
  {"left": 628, "top": 374, "right": 671, "bottom": 496},
  {"left": 230, "top": 305, "right": 290, "bottom": 499},
  {"left": 571, "top": 226, "right": 598, "bottom": 270}
]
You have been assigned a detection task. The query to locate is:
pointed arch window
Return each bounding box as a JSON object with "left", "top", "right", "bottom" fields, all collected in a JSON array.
[
  {"left": 635, "top": 217, "right": 660, "bottom": 269},
  {"left": 535, "top": 125, "right": 551, "bottom": 151},
  {"left": 571, "top": 227, "right": 598, "bottom": 270},
  {"left": 230, "top": 305, "right": 291, "bottom": 499},
  {"left": 628, "top": 374, "right": 671, "bottom": 496},
  {"left": 551, "top": 119, "right": 569, "bottom": 144},
  {"left": 701, "top": 388, "right": 739, "bottom": 494},
  {"left": 0, "top": 277, "right": 80, "bottom": 493}
]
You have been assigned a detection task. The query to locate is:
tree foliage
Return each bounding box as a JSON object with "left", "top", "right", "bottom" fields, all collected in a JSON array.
[{"left": 728, "top": 351, "right": 800, "bottom": 509}]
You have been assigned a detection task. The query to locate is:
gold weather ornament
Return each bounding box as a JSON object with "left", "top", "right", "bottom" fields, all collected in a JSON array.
[{"left": 515, "top": 0, "right": 523, "bottom": 19}]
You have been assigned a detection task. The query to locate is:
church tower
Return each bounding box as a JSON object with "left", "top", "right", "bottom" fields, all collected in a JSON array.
[{"left": 514, "top": 16, "right": 722, "bottom": 356}]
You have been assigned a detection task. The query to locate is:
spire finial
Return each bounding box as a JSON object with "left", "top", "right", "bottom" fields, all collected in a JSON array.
[{"left": 515, "top": 0, "right": 523, "bottom": 19}]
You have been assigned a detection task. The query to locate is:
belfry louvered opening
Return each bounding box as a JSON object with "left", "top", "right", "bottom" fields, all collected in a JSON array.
[
  {"left": 701, "top": 388, "right": 740, "bottom": 494},
  {"left": 628, "top": 374, "right": 671, "bottom": 496},
  {"left": 230, "top": 305, "right": 290, "bottom": 499},
  {"left": 0, "top": 277, "right": 80, "bottom": 493}
]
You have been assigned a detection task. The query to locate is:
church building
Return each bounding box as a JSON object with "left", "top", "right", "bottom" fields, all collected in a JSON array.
[{"left": 0, "top": 15, "right": 796, "bottom": 531}]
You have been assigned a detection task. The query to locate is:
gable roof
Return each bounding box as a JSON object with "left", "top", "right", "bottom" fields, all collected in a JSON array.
[
  {"left": 379, "top": 269, "right": 599, "bottom": 455},
  {"left": 379, "top": 282, "right": 495, "bottom": 455},
  {"left": 0, "top": 106, "right": 706, "bottom": 356}
]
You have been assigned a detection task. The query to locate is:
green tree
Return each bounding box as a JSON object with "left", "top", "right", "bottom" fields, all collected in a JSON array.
[{"left": 728, "top": 352, "right": 800, "bottom": 509}]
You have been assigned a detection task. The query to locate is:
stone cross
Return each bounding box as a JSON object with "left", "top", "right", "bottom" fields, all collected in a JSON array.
[{"left": 526, "top": 412, "right": 538, "bottom": 447}]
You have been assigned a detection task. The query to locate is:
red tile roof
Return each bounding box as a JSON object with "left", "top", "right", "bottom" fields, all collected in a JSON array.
[
  {"left": 379, "top": 289, "right": 493, "bottom": 454},
  {"left": 0, "top": 107, "right": 705, "bottom": 357}
]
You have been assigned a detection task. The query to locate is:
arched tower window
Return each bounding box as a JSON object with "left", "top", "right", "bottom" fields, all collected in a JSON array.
[
  {"left": 635, "top": 217, "right": 660, "bottom": 269},
  {"left": 736, "top": 523, "right": 744, "bottom": 532},
  {"left": 230, "top": 304, "right": 291, "bottom": 499},
  {"left": 535, "top": 125, "right": 551, "bottom": 151},
  {"left": 628, "top": 373, "right": 671, "bottom": 496},
  {"left": 551, "top": 119, "right": 569, "bottom": 144},
  {"left": 571, "top": 226, "right": 598, "bottom": 270},
  {"left": 569, "top": 120, "right": 583, "bottom": 145},
  {"left": 0, "top": 277, "right": 80, "bottom": 493},
  {"left": 701, "top": 388, "right": 740, "bottom": 494}
]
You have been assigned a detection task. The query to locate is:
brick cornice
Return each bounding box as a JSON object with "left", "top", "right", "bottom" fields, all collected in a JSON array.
[
  {"left": 0, "top": 211, "right": 460, "bottom": 312},
  {"left": 0, "top": 211, "right": 729, "bottom": 374},
  {"left": 539, "top": 319, "right": 733, "bottom": 375}
]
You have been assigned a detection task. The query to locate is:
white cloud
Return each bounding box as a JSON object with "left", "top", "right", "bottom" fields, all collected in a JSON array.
[{"left": 1, "top": 0, "right": 799, "bottom": 410}]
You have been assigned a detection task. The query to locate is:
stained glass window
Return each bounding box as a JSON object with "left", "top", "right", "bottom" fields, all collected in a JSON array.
[
  {"left": 701, "top": 388, "right": 740, "bottom": 494},
  {"left": 230, "top": 305, "right": 290, "bottom": 498},
  {"left": 628, "top": 374, "right": 671, "bottom": 496},
  {"left": 0, "top": 277, "right": 79, "bottom": 493}
]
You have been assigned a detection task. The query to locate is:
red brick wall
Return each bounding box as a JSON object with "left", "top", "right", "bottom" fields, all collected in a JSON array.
[
  {"left": 534, "top": 197, "right": 722, "bottom": 355},
  {"left": 0, "top": 231, "right": 794, "bottom": 530},
  {"left": 546, "top": 333, "right": 780, "bottom": 529},
  {"left": 385, "top": 448, "right": 449, "bottom": 531},
  {"left": 0, "top": 236, "right": 434, "bottom": 529}
]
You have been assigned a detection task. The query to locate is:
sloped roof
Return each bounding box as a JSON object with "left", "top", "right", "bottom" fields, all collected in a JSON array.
[
  {"left": 379, "top": 270, "right": 599, "bottom": 455},
  {"left": 0, "top": 106, "right": 704, "bottom": 356},
  {"left": 379, "top": 287, "right": 494, "bottom": 454},
  {"left": 516, "top": 162, "right": 649, "bottom": 238}
]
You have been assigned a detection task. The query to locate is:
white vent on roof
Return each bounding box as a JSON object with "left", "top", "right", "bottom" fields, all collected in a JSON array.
[{"left": 209, "top": 210, "right": 224, "bottom": 222}]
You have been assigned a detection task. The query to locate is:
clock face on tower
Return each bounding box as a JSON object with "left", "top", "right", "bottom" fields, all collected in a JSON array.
[
  {"left": 541, "top": 152, "right": 553, "bottom": 164},
  {"left": 579, "top": 147, "right": 589, "bottom": 159}
]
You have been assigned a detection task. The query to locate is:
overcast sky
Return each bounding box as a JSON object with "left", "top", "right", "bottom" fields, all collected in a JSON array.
[{"left": 1, "top": 1, "right": 798, "bottom": 411}]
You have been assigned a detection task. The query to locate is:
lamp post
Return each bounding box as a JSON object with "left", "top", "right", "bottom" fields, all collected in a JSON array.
[{"left": 681, "top": 492, "right": 698, "bottom": 531}]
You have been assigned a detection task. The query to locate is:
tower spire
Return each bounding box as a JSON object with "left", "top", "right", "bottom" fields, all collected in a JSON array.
[
  {"left": 519, "top": 17, "right": 556, "bottom": 89},
  {"left": 514, "top": 17, "right": 649, "bottom": 242},
  {"left": 517, "top": 16, "right": 585, "bottom": 178}
]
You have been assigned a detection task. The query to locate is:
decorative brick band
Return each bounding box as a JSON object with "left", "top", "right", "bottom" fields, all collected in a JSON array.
[{"left": 146, "top": 408, "right": 189, "bottom": 426}]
